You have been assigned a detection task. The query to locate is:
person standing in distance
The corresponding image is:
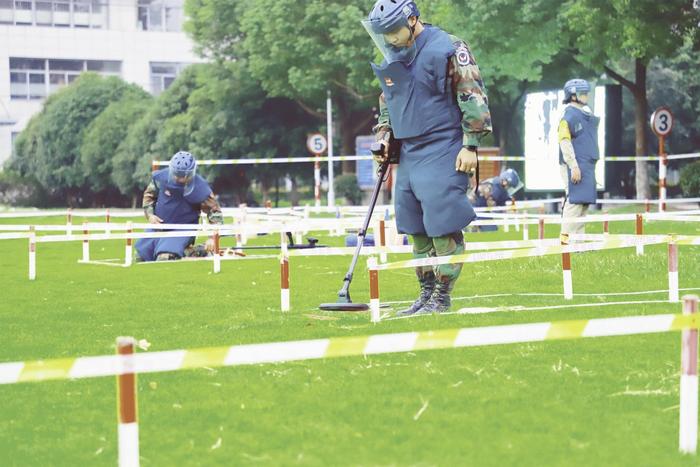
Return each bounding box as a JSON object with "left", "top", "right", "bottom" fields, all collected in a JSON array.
[
  {"left": 363, "top": 0, "right": 492, "bottom": 314},
  {"left": 558, "top": 79, "right": 600, "bottom": 237}
]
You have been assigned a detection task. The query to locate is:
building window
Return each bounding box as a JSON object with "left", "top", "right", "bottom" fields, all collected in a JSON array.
[
  {"left": 0, "top": 0, "right": 107, "bottom": 28},
  {"left": 137, "top": 0, "right": 182, "bottom": 32},
  {"left": 9, "top": 57, "right": 122, "bottom": 100},
  {"left": 150, "top": 62, "right": 187, "bottom": 95}
]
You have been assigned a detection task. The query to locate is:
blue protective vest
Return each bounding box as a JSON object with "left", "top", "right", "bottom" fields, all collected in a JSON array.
[
  {"left": 371, "top": 25, "right": 462, "bottom": 139},
  {"left": 483, "top": 176, "right": 510, "bottom": 206},
  {"left": 559, "top": 106, "right": 600, "bottom": 204},
  {"left": 152, "top": 169, "right": 213, "bottom": 224}
]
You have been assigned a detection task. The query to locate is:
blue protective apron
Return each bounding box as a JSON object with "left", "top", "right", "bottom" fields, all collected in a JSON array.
[
  {"left": 559, "top": 106, "right": 600, "bottom": 204},
  {"left": 135, "top": 169, "right": 213, "bottom": 261},
  {"left": 371, "top": 25, "right": 475, "bottom": 238}
]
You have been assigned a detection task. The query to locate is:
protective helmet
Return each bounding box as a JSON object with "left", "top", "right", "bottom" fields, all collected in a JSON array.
[
  {"left": 367, "top": 0, "right": 420, "bottom": 34},
  {"left": 500, "top": 168, "right": 523, "bottom": 196},
  {"left": 168, "top": 151, "right": 197, "bottom": 196},
  {"left": 563, "top": 79, "right": 591, "bottom": 104},
  {"left": 362, "top": 0, "right": 420, "bottom": 64}
]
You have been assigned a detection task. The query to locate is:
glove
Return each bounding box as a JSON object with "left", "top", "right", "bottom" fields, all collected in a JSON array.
[
  {"left": 570, "top": 167, "right": 582, "bottom": 184},
  {"left": 455, "top": 147, "right": 478, "bottom": 173},
  {"left": 373, "top": 131, "right": 391, "bottom": 164},
  {"left": 148, "top": 214, "right": 163, "bottom": 224}
]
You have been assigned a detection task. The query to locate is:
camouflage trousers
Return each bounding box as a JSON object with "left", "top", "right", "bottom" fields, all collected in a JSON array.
[{"left": 411, "top": 231, "right": 465, "bottom": 292}]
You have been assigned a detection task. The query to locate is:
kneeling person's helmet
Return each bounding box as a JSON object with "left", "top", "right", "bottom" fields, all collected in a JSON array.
[
  {"left": 168, "top": 151, "right": 197, "bottom": 196},
  {"left": 500, "top": 168, "right": 523, "bottom": 196}
]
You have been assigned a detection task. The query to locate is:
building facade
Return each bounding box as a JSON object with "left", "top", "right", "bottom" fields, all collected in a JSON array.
[{"left": 0, "top": 0, "right": 200, "bottom": 166}]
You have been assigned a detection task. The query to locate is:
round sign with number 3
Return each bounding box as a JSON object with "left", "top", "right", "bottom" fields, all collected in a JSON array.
[{"left": 650, "top": 107, "right": 674, "bottom": 137}]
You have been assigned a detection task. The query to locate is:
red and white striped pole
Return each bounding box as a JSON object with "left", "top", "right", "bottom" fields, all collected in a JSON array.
[
  {"left": 659, "top": 135, "right": 667, "bottom": 212},
  {"left": 368, "top": 257, "right": 380, "bottom": 323},
  {"left": 212, "top": 230, "right": 221, "bottom": 274},
  {"left": 314, "top": 155, "right": 321, "bottom": 208},
  {"left": 522, "top": 219, "right": 529, "bottom": 241},
  {"left": 124, "top": 222, "right": 133, "bottom": 267},
  {"left": 378, "top": 218, "right": 387, "bottom": 263},
  {"left": 105, "top": 208, "right": 111, "bottom": 235},
  {"left": 645, "top": 199, "right": 651, "bottom": 213},
  {"left": 28, "top": 226, "right": 36, "bottom": 281},
  {"left": 280, "top": 232, "right": 290, "bottom": 312},
  {"left": 561, "top": 233, "right": 573, "bottom": 300},
  {"left": 538, "top": 218, "right": 545, "bottom": 240},
  {"left": 679, "top": 295, "right": 698, "bottom": 455},
  {"left": 668, "top": 237, "right": 679, "bottom": 303},
  {"left": 636, "top": 213, "right": 644, "bottom": 256},
  {"left": 510, "top": 198, "right": 520, "bottom": 232},
  {"left": 66, "top": 208, "right": 73, "bottom": 236},
  {"left": 116, "top": 336, "right": 140, "bottom": 467},
  {"left": 603, "top": 212, "right": 609, "bottom": 235},
  {"left": 82, "top": 222, "right": 90, "bottom": 262}
]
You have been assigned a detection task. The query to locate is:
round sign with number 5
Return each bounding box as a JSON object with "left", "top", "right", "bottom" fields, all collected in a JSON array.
[{"left": 306, "top": 133, "right": 328, "bottom": 156}]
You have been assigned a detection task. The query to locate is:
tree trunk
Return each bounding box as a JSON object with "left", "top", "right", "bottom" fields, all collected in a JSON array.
[{"left": 633, "top": 59, "right": 650, "bottom": 199}]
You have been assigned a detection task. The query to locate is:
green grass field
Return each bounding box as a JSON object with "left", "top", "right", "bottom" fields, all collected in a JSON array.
[{"left": 1, "top": 211, "right": 700, "bottom": 466}]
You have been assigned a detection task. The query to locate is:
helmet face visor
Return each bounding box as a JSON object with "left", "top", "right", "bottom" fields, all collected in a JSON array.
[
  {"left": 168, "top": 166, "right": 196, "bottom": 196},
  {"left": 362, "top": 19, "right": 417, "bottom": 65}
]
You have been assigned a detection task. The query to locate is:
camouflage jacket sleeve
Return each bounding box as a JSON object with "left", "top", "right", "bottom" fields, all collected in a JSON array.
[
  {"left": 142, "top": 177, "right": 159, "bottom": 219},
  {"left": 200, "top": 193, "right": 224, "bottom": 225},
  {"left": 372, "top": 93, "right": 392, "bottom": 140},
  {"left": 448, "top": 36, "right": 493, "bottom": 148}
]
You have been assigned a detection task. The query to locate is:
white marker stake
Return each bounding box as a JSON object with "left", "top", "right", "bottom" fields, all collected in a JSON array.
[
  {"left": 679, "top": 295, "right": 698, "bottom": 455},
  {"left": 66, "top": 208, "right": 73, "bottom": 237},
  {"left": 368, "top": 257, "right": 380, "bottom": 323},
  {"left": 28, "top": 226, "right": 36, "bottom": 281},
  {"left": 125, "top": 222, "right": 133, "bottom": 267},
  {"left": 668, "top": 240, "right": 679, "bottom": 303},
  {"left": 280, "top": 233, "right": 290, "bottom": 312},
  {"left": 105, "top": 208, "right": 111, "bottom": 235},
  {"left": 561, "top": 234, "right": 573, "bottom": 300},
  {"left": 378, "top": 219, "right": 387, "bottom": 263},
  {"left": 213, "top": 231, "right": 221, "bottom": 274},
  {"left": 636, "top": 214, "right": 644, "bottom": 256},
  {"left": 82, "top": 223, "right": 90, "bottom": 262},
  {"left": 522, "top": 222, "right": 529, "bottom": 241},
  {"left": 117, "top": 337, "right": 140, "bottom": 467}
]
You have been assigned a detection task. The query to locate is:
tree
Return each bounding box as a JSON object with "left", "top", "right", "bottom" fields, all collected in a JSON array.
[
  {"left": 563, "top": 0, "right": 700, "bottom": 198},
  {"left": 80, "top": 90, "right": 153, "bottom": 203},
  {"left": 186, "top": 0, "right": 378, "bottom": 172}
]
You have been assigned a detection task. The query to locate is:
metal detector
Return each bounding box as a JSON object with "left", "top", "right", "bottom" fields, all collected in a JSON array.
[{"left": 320, "top": 140, "right": 398, "bottom": 312}]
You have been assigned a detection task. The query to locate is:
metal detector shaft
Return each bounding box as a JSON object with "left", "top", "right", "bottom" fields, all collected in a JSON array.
[{"left": 336, "top": 161, "right": 389, "bottom": 300}]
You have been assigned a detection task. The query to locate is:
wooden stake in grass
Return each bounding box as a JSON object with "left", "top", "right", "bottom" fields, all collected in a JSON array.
[
  {"left": 116, "top": 337, "right": 139, "bottom": 467},
  {"left": 668, "top": 238, "right": 679, "bottom": 303},
  {"left": 82, "top": 222, "right": 90, "bottom": 262},
  {"left": 679, "top": 295, "right": 698, "bottom": 455},
  {"left": 636, "top": 213, "right": 644, "bottom": 256},
  {"left": 560, "top": 233, "right": 573, "bottom": 300},
  {"left": 280, "top": 232, "right": 290, "bottom": 312},
  {"left": 368, "top": 256, "right": 380, "bottom": 323},
  {"left": 28, "top": 225, "right": 36, "bottom": 281},
  {"left": 124, "top": 222, "right": 133, "bottom": 267}
]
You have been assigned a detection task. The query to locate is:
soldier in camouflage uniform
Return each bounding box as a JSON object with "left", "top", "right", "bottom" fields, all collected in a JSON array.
[
  {"left": 363, "top": 0, "right": 492, "bottom": 315},
  {"left": 136, "top": 151, "right": 224, "bottom": 262}
]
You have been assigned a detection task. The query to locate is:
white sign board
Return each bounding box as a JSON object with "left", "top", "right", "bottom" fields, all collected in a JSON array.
[
  {"left": 306, "top": 133, "right": 328, "bottom": 156},
  {"left": 650, "top": 107, "right": 673, "bottom": 137},
  {"left": 524, "top": 86, "right": 606, "bottom": 191}
]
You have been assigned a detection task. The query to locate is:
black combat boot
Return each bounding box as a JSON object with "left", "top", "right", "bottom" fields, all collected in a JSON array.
[
  {"left": 397, "top": 271, "right": 436, "bottom": 316},
  {"left": 417, "top": 280, "right": 452, "bottom": 314}
]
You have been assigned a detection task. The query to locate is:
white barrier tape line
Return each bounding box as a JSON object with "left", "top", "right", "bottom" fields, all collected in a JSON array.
[
  {"left": 646, "top": 215, "right": 700, "bottom": 223},
  {"left": 667, "top": 152, "right": 700, "bottom": 161},
  {"left": 0, "top": 232, "right": 31, "bottom": 240},
  {"left": 286, "top": 246, "right": 413, "bottom": 257},
  {"left": 382, "top": 299, "right": 677, "bottom": 320},
  {"left": 132, "top": 254, "right": 279, "bottom": 266},
  {"left": 2, "top": 311, "right": 700, "bottom": 385},
  {"left": 78, "top": 260, "right": 129, "bottom": 268},
  {"left": 375, "top": 237, "right": 666, "bottom": 271},
  {"left": 569, "top": 233, "right": 673, "bottom": 243}
]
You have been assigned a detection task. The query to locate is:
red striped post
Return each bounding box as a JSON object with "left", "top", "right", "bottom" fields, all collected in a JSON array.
[
  {"left": 280, "top": 232, "right": 290, "bottom": 312},
  {"left": 659, "top": 137, "right": 668, "bottom": 212},
  {"left": 28, "top": 225, "right": 36, "bottom": 281},
  {"left": 538, "top": 218, "right": 545, "bottom": 240},
  {"left": 668, "top": 237, "right": 679, "bottom": 302},
  {"left": 368, "top": 257, "right": 380, "bottom": 323},
  {"left": 603, "top": 212, "right": 609, "bottom": 234},
  {"left": 125, "top": 222, "right": 133, "bottom": 267},
  {"left": 66, "top": 208, "right": 73, "bottom": 236},
  {"left": 116, "top": 337, "right": 139, "bottom": 467},
  {"left": 679, "top": 295, "right": 699, "bottom": 454},
  {"left": 635, "top": 213, "right": 644, "bottom": 256},
  {"left": 82, "top": 222, "right": 90, "bottom": 262},
  {"left": 645, "top": 199, "right": 650, "bottom": 213},
  {"left": 105, "top": 208, "right": 111, "bottom": 235},
  {"left": 522, "top": 219, "right": 529, "bottom": 241},
  {"left": 212, "top": 230, "right": 221, "bottom": 274},
  {"left": 561, "top": 233, "right": 573, "bottom": 300},
  {"left": 379, "top": 219, "right": 387, "bottom": 263},
  {"left": 510, "top": 198, "right": 520, "bottom": 232}
]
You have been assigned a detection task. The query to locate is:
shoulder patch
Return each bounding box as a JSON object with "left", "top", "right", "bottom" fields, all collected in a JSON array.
[{"left": 456, "top": 45, "right": 472, "bottom": 66}]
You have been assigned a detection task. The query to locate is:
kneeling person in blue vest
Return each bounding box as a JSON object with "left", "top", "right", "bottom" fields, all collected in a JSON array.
[
  {"left": 135, "top": 152, "right": 224, "bottom": 262},
  {"left": 558, "top": 79, "right": 600, "bottom": 236},
  {"left": 468, "top": 168, "right": 522, "bottom": 208},
  {"left": 364, "top": 0, "right": 492, "bottom": 315}
]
